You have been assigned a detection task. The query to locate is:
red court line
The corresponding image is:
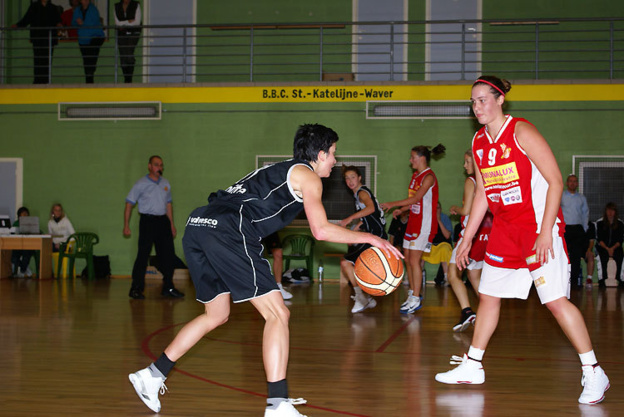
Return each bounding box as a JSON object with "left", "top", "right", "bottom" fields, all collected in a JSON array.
[{"left": 375, "top": 315, "right": 417, "bottom": 353}]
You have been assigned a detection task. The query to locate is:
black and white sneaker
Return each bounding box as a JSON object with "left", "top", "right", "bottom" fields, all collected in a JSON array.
[
  {"left": 161, "top": 287, "right": 185, "bottom": 298},
  {"left": 129, "top": 289, "right": 145, "bottom": 299},
  {"left": 453, "top": 309, "right": 476, "bottom": 332}
]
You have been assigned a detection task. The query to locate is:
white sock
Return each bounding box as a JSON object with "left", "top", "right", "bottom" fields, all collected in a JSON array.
[
  {"left": 579, "top": 350, "right": 597, "bottom": 366},
  {"left": 468, "top": 346, "right": 485, "bottom": 361},
  {"left": 354, "top": 286, "right": 363, "bottom": 296},
  {"left": 407, "top": 289, "right": 413, "bottom": 297}
]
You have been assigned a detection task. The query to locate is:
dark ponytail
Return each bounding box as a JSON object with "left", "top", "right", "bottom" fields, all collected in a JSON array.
[{"left": 412, "top": 144, "right": 446, "bottom": 163}]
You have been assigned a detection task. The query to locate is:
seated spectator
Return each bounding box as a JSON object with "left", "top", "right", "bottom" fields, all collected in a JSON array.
[
  {"left": 48, "top": 203, "right": 75, "bottom": 251},
  {"left": 11, "top": 207, "right": 36, "bottom": 278},
  {"left": 583, "top": 220, "right": 596, "bottom": 288},
  {"left": 595, "top": 202, "right": 624, "bottom": 288},
  {"left": 388, "top": 211, "right": 408, "bottom": 250},
  {"left": 421, "top": 202, "right": 453, "bottom": 286}
]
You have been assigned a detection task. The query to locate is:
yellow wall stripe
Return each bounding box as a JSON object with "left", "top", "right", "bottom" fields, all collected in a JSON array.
[{"left": 1, "top": 83, "right": 623, "bottom": 105}]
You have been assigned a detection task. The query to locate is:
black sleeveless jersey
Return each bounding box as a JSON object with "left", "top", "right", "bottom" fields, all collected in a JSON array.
[
  {"left": 208, "top": 159, "right": 312, "bottom": 238},
  {"left": 354, "top": 185, "right": 387, "bottom": 239}
]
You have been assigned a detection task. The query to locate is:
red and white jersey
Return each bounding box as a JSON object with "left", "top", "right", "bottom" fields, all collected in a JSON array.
[
  {"left": 456, "top": 176, "right": 491, "bottom": 261},
  {"left": 469, "top": 211, "right": 493, "bottom": 261},
  {"left": 471, "top": 115, "right": 565, "bottom": 236},
  {"left": 406, "top": 167, "right": 438, "bottom": 239}
]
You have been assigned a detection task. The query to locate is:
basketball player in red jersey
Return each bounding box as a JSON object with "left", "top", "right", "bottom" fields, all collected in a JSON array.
[
  {"left": 435, "top": 76, "right": 609, "bottom": 405},
  {"left": 447, "top": 149, "right": 492, "bottom": 332},
  {"left": 381, "top": 144, "right": 445, "bottom": 314}
]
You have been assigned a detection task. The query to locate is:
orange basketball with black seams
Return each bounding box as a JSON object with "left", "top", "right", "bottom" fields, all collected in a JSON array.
[{"left": 354, "top": 247, "right": 404, "bottom": 296}]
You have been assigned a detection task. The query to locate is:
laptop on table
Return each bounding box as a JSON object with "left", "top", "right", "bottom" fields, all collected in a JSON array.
[{"left": 18, "top": 216, "right": 40, "bottom": 234}]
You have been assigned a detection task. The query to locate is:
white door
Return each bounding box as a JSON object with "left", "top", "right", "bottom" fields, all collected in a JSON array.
[
  {"left": 0, "top": 159, "right": 23, "bottom": 223},
  {"left": 142, "top": 0, "right": 196, "bottom": 83},
  {"left": 427, "top": 0, "right": 481, "bottom": 81},
  {"left": 353, "top": 0, "right": 408, "bottom": 81}
]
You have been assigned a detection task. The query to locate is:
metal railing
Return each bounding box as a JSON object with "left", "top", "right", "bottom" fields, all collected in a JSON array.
[{"left": 1, "top": 17, "right": 624, "bottom": 85}]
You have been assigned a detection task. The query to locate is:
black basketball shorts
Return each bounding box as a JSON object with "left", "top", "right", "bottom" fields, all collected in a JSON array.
[
  {"left": 343, "top": 242, "right": 372, "bottom": 264},
  {"left": 182, "top": 203, "right": 278, "bottom": 303}
]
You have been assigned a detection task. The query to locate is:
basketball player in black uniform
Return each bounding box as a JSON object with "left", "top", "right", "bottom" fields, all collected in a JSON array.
[
  {"left": 339, "top": 166, "right": 388, "bottom": 313},
  {"left": 129, "top": 124, "right": 402, "bottom": 417}
]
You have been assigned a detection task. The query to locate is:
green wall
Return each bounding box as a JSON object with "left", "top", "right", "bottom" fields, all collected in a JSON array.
[{"left": 2, "top": 92, "right": 624, "bottom": 278}]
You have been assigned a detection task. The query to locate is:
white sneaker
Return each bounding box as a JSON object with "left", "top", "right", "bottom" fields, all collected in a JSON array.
[
  {"left": 265, "top": 398, "right": 308, "bottom": 416},
  {"left": 278, "top": 283, "right": 293, "bottom": 300},
  {"left": 400, "top": 289, "right": 414, "bottom": 308},
  {"left": 351, "top": 293, "right": 377, "bottom": 313},
  {"left": 399, "top": 295, "right": 421, "bottom": 314},
  {"left": 435, "top": 354, "right": 485, "bottom": 384},
  {"left": 578, "top": 365, "right": 610, "bottom": 404},
  {"left": 129, "top": 367, "right": 168, "bottom": 412},
  {"left": 24, "top": 267, "right": 33, "bottom": 278}
]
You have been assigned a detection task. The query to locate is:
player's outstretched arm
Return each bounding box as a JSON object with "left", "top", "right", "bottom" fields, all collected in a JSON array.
[
  {"left": 292, "top": 166, "right": 403, "bottom": 259},
  {"left": 380, "top": 174, "right": 435, "bottom": 212}
]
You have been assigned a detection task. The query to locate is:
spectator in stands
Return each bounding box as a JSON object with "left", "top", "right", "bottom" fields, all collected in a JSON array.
[
  {"left": 72, "top": 0, "right": 105, "bottom": 83},
  {"left": 11, "top": 207, "right": 36, "bottom": 278},
  {"left": 595, "top": 202, "right": 624, "bottom": 288},
  {"left": 561, "top": 174, "right": 589, "bottom": 288},
  {"left": 60, "top": 0, "right": 80, "bottom": 41},
  {"left": 48, "top": 203, "right": 75, "bottom": 252},
  {"left": 114, "top": 0, "right": 142, "bottom": 83},
  {"left": 12, "top": 0, "right": 62, "bottom": 84}
]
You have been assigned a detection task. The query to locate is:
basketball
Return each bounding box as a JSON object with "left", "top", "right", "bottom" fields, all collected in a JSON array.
[{"left": 354, "top": 247, "right": 404, "bottom": 296}]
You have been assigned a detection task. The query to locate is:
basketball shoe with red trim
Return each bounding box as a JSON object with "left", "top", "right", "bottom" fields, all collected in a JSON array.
[{"left": 578, "top": 365, "right": 609, "bottom": 404}]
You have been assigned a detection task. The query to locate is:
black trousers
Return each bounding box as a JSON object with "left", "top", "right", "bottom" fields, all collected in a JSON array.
[
  {"left": 118, "top": 33, "right": 140, "bottom": 82},
  {"left": 11, "top": 250, "right": 35, "bottom": 273},
  {"left": 32, "top": 40, "right": 55, "bottom": 84},
  {"left": 131, "top": 214, "right": 175, "bottom": 292},
  {"left": 564, "top": 224, "right": 586, "bottom": 287},
  {"left": 79, "top": 37, "right": 105, "bottom": 83}
]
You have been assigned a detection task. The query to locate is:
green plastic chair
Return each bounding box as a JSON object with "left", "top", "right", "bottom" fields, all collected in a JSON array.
[
  {"left": 57, "top": 232, "right": 99, "bottom": 280},
  {"left": 282, "top": 234, "right": 315, "bottom": 273}
]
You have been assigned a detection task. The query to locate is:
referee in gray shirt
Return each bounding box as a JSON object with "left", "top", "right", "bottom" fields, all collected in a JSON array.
[{"left": 124, "top": 155, "right": 184, "bottom": 299}]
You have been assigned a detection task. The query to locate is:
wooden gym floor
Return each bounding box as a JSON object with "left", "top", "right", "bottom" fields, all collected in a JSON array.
[{"left": 0, "top": 276, "right": 621, "bottom": 416}]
